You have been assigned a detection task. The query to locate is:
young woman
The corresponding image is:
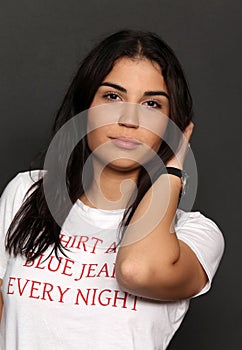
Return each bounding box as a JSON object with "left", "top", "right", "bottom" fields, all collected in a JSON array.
[{"left": 0, "top": 30, "right": 224, "bottom": 349}]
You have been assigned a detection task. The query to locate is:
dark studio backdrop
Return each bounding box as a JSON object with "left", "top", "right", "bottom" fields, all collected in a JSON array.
[{"left": 0, "top": 0, "right": 241, "bottom": 349}]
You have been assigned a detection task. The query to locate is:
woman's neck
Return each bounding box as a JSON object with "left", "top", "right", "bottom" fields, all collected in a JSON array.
[{"left": 80, "top": 161, "right": 139, "bottom": 210}]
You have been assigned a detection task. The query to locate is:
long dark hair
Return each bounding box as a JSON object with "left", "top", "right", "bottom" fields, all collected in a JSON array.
[{"left": 6, "top": 29, "right": 193, "bottom": 260}]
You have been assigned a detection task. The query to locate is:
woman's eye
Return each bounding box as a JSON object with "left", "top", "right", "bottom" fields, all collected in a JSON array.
[
  {"left": 143, "top": 100, "right": 162, "bottom": 109},
  {"left": 103, "top": 93, "right": 122, "bottom": 101}
]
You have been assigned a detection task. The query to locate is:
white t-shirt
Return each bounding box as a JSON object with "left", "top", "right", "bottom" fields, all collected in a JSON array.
[{"left": 0, "top": 171, "right": 224, "bottom": 350}]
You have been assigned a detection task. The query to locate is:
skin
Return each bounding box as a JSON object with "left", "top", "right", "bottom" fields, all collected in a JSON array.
[{"left": 81, "top": 57, "right": 207, "bottom": 301}]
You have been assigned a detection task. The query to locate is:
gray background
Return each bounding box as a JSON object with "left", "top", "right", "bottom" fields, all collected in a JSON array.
[{"left": 0, "top": 0, "right": 241, "bottom": 348}]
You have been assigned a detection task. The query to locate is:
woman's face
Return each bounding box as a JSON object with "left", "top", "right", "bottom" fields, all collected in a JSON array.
[{"left": 87, "top": 57, "right": 170, "bottom": 172}]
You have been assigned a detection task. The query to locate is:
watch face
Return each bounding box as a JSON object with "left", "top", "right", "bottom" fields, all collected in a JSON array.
[{"left": 181, "top": 170, "right": 189, "bottom": 195}]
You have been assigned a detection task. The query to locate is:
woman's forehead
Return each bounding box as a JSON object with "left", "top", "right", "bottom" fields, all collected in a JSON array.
[{"left": 102, "top": 57, "right": 166, "bottom": 92}]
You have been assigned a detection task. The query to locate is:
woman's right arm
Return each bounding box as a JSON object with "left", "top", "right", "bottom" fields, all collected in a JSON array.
[{"left": 0, "top": 278, "right": 3, "bottom": 322}]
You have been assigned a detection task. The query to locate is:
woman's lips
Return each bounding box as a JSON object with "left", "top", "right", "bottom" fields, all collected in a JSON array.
[{"left": 110, "top": 137, "right": 141, "bottom": 150}]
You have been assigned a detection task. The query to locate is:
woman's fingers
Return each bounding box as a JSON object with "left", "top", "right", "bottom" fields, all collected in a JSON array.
[
  {"left": 166, "top": 121, "right": 194, "bottom": 169},
  {"left": 183, "top": 121, "right": 194, "bottom": 142}
]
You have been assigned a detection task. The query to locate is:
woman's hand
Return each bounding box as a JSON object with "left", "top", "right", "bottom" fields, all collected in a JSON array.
[{"left": 166, "top": 121, "right": 194, "bottom": 169}]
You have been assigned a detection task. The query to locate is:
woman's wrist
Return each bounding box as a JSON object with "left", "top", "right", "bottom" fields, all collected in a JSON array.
[{"left": 161, "top": 167, "right": 188, "bottom": 202}]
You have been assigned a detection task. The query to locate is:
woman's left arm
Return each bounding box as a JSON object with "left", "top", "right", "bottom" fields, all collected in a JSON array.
[
  {"left": 116, "top": 171, "right": 208, "bottom": 300},
  {"left": 116, "top": 122, "right": 222, "bottom": 300}
]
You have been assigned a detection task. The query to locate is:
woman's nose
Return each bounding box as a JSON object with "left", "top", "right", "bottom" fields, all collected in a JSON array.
[{"left": 118, "top": 103, "right": 139, "bottom": 128}]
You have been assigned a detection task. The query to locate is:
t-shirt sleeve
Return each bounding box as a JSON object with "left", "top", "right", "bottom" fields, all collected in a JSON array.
[
  {"left": 0, "top": 172, "right": 38, "bottom": 279},
  {"left": 175, "top": 210, "right": 225, "bottom": 298}
]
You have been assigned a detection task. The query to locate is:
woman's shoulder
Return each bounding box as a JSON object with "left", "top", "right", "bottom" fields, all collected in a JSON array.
[
  {"left": 7, "top": 169, "right": 43, "bottom": 184},
  {"left": 175, "top": 208, "right": 225, "bottom": 288},
  {"left": 0, "top": 170, "right": 44, "bottom": 207},
  {"left": 175, "top": 208, "right": 224, "bottom": 245},
  {"left": 3, "top": 169, "right": 43, "bottom": 189},
  {"left": 176, "top": 208, "right": 223, "bottom": 233}
]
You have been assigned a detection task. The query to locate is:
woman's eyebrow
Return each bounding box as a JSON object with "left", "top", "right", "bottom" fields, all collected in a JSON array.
[
  {"left": 100, "top": 82, "right": 127, "bottom": 93},
  {"left": 100, "top": 82, "right": 169, "bottom": 99},
  {"left": 144, "top": 91, "right": 169, "bottom": 99}
]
